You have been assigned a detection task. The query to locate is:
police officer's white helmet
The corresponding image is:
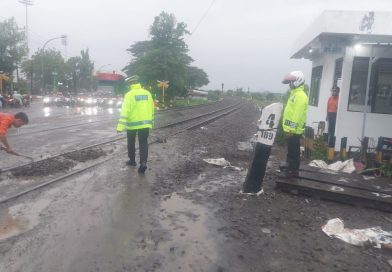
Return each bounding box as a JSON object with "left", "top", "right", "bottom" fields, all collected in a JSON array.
[
  {"left": 282, "top": 71, "right": 305, "bottom": 87},
  {"left": 125, "top": 75, "right": 140, "bottom": 84}
]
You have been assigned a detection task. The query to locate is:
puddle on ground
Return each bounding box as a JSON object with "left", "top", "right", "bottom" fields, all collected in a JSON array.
[
  {"left": 157, "top": 192, "right": 218, "bottom": 270},
  {"left": 194, "top": 146, "right": 207, "bottom": 154},
  {"left": 237, "top": 141, "right": 254, "bottom": 152},
  {"left": 0, "top": 198, "right": 51, "bottom": 241},
  {"left": 185, "top": 173, "right": 239, "bottom": 194},
  {"left": 0, "top": 212, "right": 27, "bottom": 240}
]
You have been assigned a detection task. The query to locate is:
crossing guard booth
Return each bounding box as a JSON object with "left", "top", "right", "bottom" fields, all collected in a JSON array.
[{"left": 291, "top": 10, "right": 392, "bottom": 150}]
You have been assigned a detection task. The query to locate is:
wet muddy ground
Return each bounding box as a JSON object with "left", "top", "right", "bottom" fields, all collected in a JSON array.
[
  {"left": 155, "top": 103, "right": 392, "bottom": 271},
  {"left": 1, "top": 100, "right": 392, "bottom": 271}
]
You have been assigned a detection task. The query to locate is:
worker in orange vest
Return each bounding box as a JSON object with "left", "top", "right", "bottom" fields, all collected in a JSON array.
[
  {"left": 326, "top": 87, "right": 339, "bottom": 141},
  {"left": 0, "top": 112, "right": 29, "bottom": 156}
]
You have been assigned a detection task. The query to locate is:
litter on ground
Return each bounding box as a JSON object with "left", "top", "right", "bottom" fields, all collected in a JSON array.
[
  {"left": 203, "top": 158, "right": 242, "bottom": 171},
  {"left": 309, "top": 159, "right": 355, "bottom": 173},
  {"left": 322, "top": 218, "right": 392, "bottom": 248}
]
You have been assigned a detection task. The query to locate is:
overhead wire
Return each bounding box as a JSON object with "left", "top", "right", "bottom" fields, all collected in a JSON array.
[
  {"left": 29, "top": 29, "right": 48, "bottom": 44},
  {"left": 186, "top": 0, "right": 217, "bottom": 41}
]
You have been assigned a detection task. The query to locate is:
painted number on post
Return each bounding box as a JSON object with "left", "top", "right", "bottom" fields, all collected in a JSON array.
[{"left": 257, "top": 130, "right": 276, "bottom": 146}]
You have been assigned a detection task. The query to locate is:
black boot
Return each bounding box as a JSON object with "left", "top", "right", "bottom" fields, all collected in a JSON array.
[
  {"left": 126, "top": 160, "right": 137, "bottom": 166},
  {"left": 138, "top": 162, "right": 147, "bottom": 173}
]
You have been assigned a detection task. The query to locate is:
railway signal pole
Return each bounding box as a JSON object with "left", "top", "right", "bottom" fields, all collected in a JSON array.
[{"left": 157, "top": 80, "right": 169, "bottom": 107}]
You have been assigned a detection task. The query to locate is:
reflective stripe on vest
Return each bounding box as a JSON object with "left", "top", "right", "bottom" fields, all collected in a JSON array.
[
  {"left": 127, "top": 120, "right": 153, "bottom": 127},
  {"left": 284, "top": 120, "right": 297, "bottom": 128},
  {"left": 135, "top": 95, "right": 148, "bottom": 101}
]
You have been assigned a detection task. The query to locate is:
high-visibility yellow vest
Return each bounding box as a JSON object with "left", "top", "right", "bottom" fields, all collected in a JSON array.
[
  {"left": 117, "top": 83, "right": 155, "bottom": 131},
  {"left": 282, "top": 85, "right": 308, "bottom": 135}
]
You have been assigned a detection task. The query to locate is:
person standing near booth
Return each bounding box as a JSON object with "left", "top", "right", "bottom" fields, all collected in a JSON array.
[
  {"left": 280, "top": 71, "right": 309, "bottom": 178},
  {"left": 326, "top": 87, "right": 339, "bottom": 140}
]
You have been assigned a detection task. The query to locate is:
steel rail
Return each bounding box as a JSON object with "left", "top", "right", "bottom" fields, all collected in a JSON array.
[
  {"left": 10, "top": 100, "right": 223, "bottom": 137},
  {"left": 10, "top": 117, "right": 118, "bottom": 137},
  {"left": 0, "top": 102, "right": 243, "bottom": 205}
]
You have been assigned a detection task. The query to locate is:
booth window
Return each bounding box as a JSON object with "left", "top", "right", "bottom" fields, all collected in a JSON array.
[
  {"left": 309, "top": 66, "right": 323, "bottom": 106},
  {"left": 372, "top": 58, "right": 392, "bottom": 114},
  {"left": 348, "top": 57, "right": 370, "bottom": 111}
]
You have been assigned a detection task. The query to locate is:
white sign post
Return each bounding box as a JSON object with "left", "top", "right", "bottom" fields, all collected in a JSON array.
[{"left": 242, "top": 102, "right": 283, "bottom": 194}]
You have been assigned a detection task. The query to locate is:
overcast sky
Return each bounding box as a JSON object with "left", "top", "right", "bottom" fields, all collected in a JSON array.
[{"left": 1, "top": 0, "right": 391, "bottom": 92}]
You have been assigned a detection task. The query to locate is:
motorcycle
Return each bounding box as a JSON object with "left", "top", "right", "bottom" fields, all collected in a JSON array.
[
  {"left": 5, "top": 96, "right": 22, "bottom": 108},
  {"left": 22, "top": 95, "right": 30, "bottom": 107}
]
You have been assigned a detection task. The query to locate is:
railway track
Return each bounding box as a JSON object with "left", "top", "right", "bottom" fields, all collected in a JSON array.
[
  {"left": 0, "top": 101, "right": 243, "bottom": 204},
  {"left": 3, "top": 101, "right": 233, "bottom": 172},
  {"left": 9, "top": 100, "right": 223, "bottom": 137}
]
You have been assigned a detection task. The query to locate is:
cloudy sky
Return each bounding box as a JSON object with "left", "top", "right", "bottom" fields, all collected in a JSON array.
[{"left": 1, "top": 0, "right": 391, "bottom": 92}]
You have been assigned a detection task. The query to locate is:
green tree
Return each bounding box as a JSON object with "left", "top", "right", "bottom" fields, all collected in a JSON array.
[
  {"left": 251, "top": 92, "right": 264, "bottom": 101},
  {"left": 266, "top": 92, "right": 276, "bottom": 101},
  {"left": 0, "top": 18, "right": 27, "bottom": 78},
  {"left": 123, "top": 12, "right": 208, "bottom": 100},
  {"left": 66, "top": 56, "right": 81, "bottom": 92},
  {"left": 226, "top": 89, "right": 234, "bottom": 96},
  {"left": 78, "top": 49, "right": 94, "bottom": 90},
  {"left": 65, "top": 49, "right": 95, "bottom": 92},
  {"left": 186, "top": 66, "right": 209, "bottom": 89},
  {"left": 22, "top": 49, "right": 66, "bottom": 93}
]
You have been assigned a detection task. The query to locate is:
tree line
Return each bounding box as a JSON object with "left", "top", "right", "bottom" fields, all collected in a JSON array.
[
  {"left": 0, "top": 12, "right": 209, "bottom": 98},
  {"left": 0, "top": 18, "right": 95, "bottom": 94}
]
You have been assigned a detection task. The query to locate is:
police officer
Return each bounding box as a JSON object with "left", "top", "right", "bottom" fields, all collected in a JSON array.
[
  {"left": 117, "top": 75, "right": 154, "bottom": 173},
  {"left": 280, "top": 71, "right": 309, "bottom": 178}
]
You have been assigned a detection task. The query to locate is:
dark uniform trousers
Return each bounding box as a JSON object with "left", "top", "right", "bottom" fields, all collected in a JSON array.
[
  {"left": 127, "top": 128, "right": 149, "bottom": 164},
  {"left": 327, "top": 112, "right": 337, "bottom": 140},
  {"left": 287, "top": 134, "right": 301, "bottom": 171}
]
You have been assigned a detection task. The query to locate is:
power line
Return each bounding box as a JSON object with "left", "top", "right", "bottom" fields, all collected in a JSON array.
[
  {"left": 187, "top": 0, "right": 217, "bottom": 41},
  {"left": 29, "top": 29, "right": 48, "bottom": 44}
]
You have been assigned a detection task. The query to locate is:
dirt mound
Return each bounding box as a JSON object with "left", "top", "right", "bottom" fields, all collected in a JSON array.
[
  {"left": 11, "top": 157, "right": 76, "bottom": 177},
  {"left": 10, "top": 147, "right": 106, "bottom": 177},
  {"left": 63, "top": 147, "right": 105, "bottom": 162}
]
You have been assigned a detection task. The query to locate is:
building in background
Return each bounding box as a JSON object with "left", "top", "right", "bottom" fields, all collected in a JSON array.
[
  {"left": 188, "top": 89, "right": 208, "bottom": 100},
  {"left": 96, "top": 71, "right": 124, "bottom": 96},
  {"left": 291, "top": 10, "right": 392, "bottom": 150}
]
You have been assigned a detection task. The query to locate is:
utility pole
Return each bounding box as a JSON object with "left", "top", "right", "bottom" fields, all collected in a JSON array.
[
  {"left": 61, "top": 34, "right": 68, "bottom": 60},
  {"left": 19, "top": 0, "right": 33, "bottom": 55},
  {"left": 221, "top": 83, "right": 224, "bottom": 99}
]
